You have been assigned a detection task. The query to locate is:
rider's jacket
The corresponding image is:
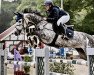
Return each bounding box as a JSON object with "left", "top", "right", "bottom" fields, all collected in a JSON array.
[{"left": 46, "top": 6, "right": 67, "bottom": 23}]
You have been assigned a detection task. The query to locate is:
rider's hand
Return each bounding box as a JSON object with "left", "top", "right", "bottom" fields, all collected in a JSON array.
[{"left": 43, "top": 17, "right": 47, "bottom": 20}]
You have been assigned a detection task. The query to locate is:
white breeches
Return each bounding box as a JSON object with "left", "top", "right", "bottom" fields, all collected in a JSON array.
[{"left": 57, "top": 13, "right": 70, "bottom": 26}]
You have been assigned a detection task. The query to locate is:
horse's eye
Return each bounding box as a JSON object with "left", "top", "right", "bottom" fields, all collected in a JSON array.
[{"left": 19, "top": 21, "right": 21, "bottom": 23}]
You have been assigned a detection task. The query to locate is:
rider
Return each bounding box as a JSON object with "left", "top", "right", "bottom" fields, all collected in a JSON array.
[{"left": 43, "top": 0, "right": 70, "bottom": 37}]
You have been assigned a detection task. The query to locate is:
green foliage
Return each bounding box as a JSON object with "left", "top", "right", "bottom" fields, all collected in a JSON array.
[
  {"left": 0, "top": 1, "right": 20, "bottom": 33},
  {"left": 24, "top": 64, "right": 30, "bottom": 73},
  {"left": 1, "top": 0, "right": 94, "bottom": 34},
  {"left": 16, "top": 0, "right": 45, "bottom": 15},
  {"left": 53, "top": 0, "right": 61, "bottom": 7},
  {"left": 82, "top": 10, "right": 94, "bottom": 35},
  {"left": 63, "top": 0, "right": 94, "bottom": 34},
  {"left": 24, "top": 55, "right": 32, "bottom": 62},
  {"left": 50, "top": 62, "right": 75, "bottom": 75},
  {"left": 24, "top": 56, "right": 31, "bottom": 74},
  {"left": 16, "top": 0, "right": 33, "bottom": 12}
]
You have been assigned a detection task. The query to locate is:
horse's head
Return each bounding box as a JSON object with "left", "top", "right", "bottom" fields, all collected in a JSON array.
[
  {"left": 14, "top": 12, "right": 37, "bottom": 36},
  {"left": 14, "top": 10, "right": 56, "bottom": 45},
  {"left": 14, "top": 19, "right": 23, "bottom": 36}
]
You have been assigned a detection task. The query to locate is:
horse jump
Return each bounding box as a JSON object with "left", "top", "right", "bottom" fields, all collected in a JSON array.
[
  {"left": 35, "top": 47, "right": 94, "bottom": 75},
  {"left": 35, "top": 47, "right": 49, "bottom": 75}
]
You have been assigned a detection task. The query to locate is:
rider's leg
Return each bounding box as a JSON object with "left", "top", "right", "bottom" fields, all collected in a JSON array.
[
  {"left": 57, "top": 14, "right": 70, "bottom": 32},
  {"left": 57, "top": 14, "right": 70, "bottom": 39},
  {"left": 57, "top": 13, "right": 70, "bottom": 26}
]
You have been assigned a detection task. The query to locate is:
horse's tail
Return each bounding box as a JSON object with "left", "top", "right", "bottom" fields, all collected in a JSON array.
[{"left": 85, "top": 33, "right": 94, "bottom": 47}]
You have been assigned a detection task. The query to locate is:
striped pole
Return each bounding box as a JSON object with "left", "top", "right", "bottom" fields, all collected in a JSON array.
[{"left": 35, "top": 47, "right": 49, "bottom": 75}]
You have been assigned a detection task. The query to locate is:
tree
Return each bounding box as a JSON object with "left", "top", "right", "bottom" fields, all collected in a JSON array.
[
  {"left": 54, "top": 0, "right": 94, "bottom": 34},
  {"left": 0, "top": 1, "right": 20, "bottom": 33},
  {"left": 16, "top": 0, "right": 94, "bottom": 34}
]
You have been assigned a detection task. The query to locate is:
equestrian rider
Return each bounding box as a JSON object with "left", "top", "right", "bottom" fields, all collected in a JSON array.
[{"left": 43, "top": 0, "right": 70, "bottom": 35}]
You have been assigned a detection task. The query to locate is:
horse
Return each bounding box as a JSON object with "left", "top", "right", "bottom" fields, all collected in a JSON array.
[{"left": 14, "top": 11, "right": 94, "bottom": 60}]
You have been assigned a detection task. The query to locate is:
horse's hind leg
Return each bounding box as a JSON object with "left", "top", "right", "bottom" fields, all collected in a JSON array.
[{"left": 75, "top": 48, "right": 87, "bottom": 60}]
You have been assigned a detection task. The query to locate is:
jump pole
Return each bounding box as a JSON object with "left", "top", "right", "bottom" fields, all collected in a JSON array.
[
  {"left": 87, "top": 48, "right": 94, "bottom": 75},
  {"left": 35, "top": 47, "right": 49, "bottom": 75}
]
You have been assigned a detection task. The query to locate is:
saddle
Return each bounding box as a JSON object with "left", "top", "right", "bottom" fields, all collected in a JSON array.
[
  {"left": 53, "top": 23, "right": 74, "bottom": 39},
  {"left": 62, "top": 24, "right": 74, "bottom": 39}
]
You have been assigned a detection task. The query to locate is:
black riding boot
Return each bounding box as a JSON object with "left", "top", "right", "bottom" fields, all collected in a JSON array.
[
  {"left": 59, "top": 24, "right": 74, "bottom": 40},
  {"left": 58, "top": 24, "right": 65, "bottom": 35},
  {"left": 58, "top": 23, "right": 70, "bottom": 40}
]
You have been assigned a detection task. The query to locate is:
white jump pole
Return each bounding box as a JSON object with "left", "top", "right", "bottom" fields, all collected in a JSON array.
[
  {"left": 61, "top": 0, "right": 63, "bottom": 9},
  {"left": 35, "top": 47, "right": 49, "bottom": 75},
  {"left": 87, "top": 48, "right": 94, "bottom": 75}
]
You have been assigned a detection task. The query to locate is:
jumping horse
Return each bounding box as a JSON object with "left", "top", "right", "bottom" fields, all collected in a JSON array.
[{"left": 14, "top": 11, "right": 94, "bottom": 60}]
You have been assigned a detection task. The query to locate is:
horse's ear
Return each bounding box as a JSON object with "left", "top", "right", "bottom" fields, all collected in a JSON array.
[{"left": 14, "top": 12, "right": 23, "bottom": 19}]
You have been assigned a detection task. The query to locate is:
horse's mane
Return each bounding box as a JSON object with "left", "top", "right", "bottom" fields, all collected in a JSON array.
[{"left": 23, "top": 8, "right": 43, "bottom": 17}]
